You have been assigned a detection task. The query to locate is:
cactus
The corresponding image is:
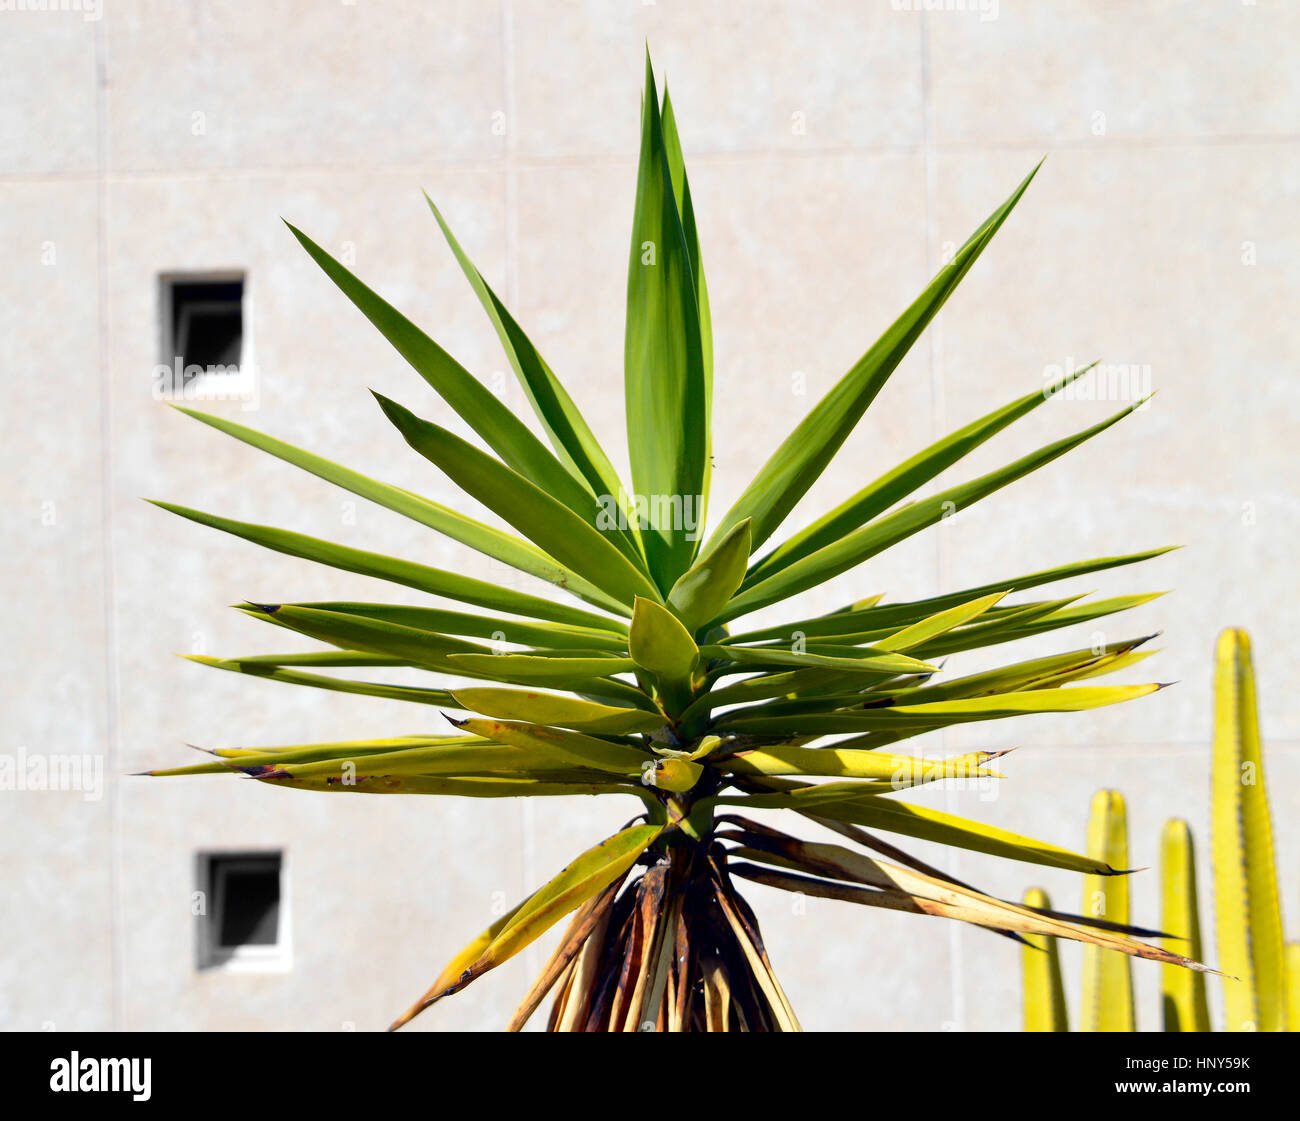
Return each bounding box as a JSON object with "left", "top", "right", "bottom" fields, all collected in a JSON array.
[
  {"left": 1160, "top": 819, "right": 1210, "bottom": 1031},
  {"left": 1080, "top": 790, "right": 1136, "bottom": 1031},
  {"left": 1287, "top": 944, "right": 1300, "bottom": 1030},
  {"left": 1021, "top": 629, "right": 1293, "bottom": 1033},
  {"left": 1211, "top": 628, "right": 1287, "bottom": 1032},
  {"left": 1022, "top": 888, "right": 1069, "bottom": 1031}
]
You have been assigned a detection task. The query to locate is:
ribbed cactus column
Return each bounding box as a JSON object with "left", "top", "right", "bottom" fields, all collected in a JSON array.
[
  {"left": 1287, "top": 944, "right": 1300, "bottom": 1031},
  {"left": 1211, "top": 628, "right": 1286, "bottom": 1032},
  {"left": 1022, "top": 888, "right": 1069, "bottom": 1031},
  {"left": 1160, "top": 819, "right": 1210, "bottom": 1031},
  {"left": 1080, "top": 789, "right": 1135, "bottom": 1031}
]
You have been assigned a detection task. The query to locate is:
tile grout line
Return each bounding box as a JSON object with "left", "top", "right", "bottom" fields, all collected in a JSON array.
[
  {"left": 93, "top": 18, "right": 124, "bottom": 1035},
  {"left": 6, "top": 126, "right": 1300, "bottom": 187}
]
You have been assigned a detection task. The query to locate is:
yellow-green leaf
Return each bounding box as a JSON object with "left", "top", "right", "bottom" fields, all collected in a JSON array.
[
  {"left": 625, "top": 54, "right": 708, "bottom": 587},
  {"left": 718, "top": 783, "right": 1118, "bottom": 875},
  {"left": 286, "top": 220, "right": 605, "bottom": 528},
  {"left": 448, "top": 652, "right": 636, "bottom": 685},
  {"left": 644, "top": 757, "right": 703, "bottom": 793},
  {"left": 719, "top": 744, "right": 1004, "bottom": 785},
  {"left": 451, "top": 688, "right": 665, "bottom": 735},
  {"left": 149, "top": 500, "right": 622, "bottom": 630},
  {"left": 726, "top": 833, "right": 1210, "bottom": 975},
  {"left": 254, "top": 772, "right": 626, "bottom": 798},
  {"left": 184, "top": 654, "right": 456, "bottom": 708},
  {"left": 422, "top": 192, "right": 640, "bottom": 555},
  {"left": 374, "top": 392, "right": 658, "bottom": 606},
  {"left": 744, "top": 365, "right": 1098, "bottom": 583},
  {"left": 873, "top": 591, "right": 1009, "bottom": 652},
  {"left": 724, "top": 398, "right": 1151, "bottom": 621},
  {"left": 719, "top": 683, "right": 1161, "bottom": 736},
  {"left": 629, "top": 596, "right": 699, "bottom": 682},
  {"left": 666, "top": 518, "right": 751, "bottom": 636},
  {"left": 453, "top": 717, "right": 651, "bottom": 777},
  {"left": 168, "top": 406, "right": 622, "bottom": 608}
]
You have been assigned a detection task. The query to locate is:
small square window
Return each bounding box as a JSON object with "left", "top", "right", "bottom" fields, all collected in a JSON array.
[
  {"left": 161, "top": 273, "right": 245, "bottom": 372},
  {"left": 196, "top": 851, "right": 290, "bottom": 972}
]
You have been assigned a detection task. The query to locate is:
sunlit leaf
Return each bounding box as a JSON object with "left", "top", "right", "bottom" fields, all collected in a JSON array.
[{"left": 624, "top": 54, "right": 708, "bottom": 587}]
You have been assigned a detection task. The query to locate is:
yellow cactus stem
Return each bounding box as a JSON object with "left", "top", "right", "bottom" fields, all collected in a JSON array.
[
  {"left": 1080, "top": 789, "right": 1135, "bottom": 1031},
  {"left": 1022, "top": 887, "right": 1069, "bottom": 1031},
  {"left": 1211, "top": 628, "right": 1287, "bottom": 1032},
  {"left": 1286, "top": 944, "right": 1300, "bottom": 1033},
  {"left": 1160, "top": 819, "right": 1210, "bottom": 1031}
]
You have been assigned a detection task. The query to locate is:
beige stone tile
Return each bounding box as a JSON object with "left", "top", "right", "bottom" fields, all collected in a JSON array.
[
  {"left": 0, "top": 181, "right": 112, "bottom": 1029},
  {"left": 117, "top": 778, "right": 530, "bottom": 1030},
  {"left": 105, "top": 0, "right": 505, "bottom": 172},
  {"left": 0, "top": 792, "right": 114, "bottom": 1030},
  {"left": 928, "top": 0, "right": 1300, "bottom": 146},
  {"left": 510, "top": 0, "right": 923, "bottom": 159},
  {"left": 921, "top": 145, "right": 1300, "bottom": 749},
  {"left": 0, "top": 14, "right": 99, "bottom": 175},
  {"left": 0, "top": 181, "right": 107, "bottom": 751}
]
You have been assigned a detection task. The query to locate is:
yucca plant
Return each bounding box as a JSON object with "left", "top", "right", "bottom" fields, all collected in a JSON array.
[
  {"left": 145, "top": 56, "right": 1214, "bottom": 1031},
  {"left": 1022, "top": 629, "right": 1293, "bottom": 1032}
]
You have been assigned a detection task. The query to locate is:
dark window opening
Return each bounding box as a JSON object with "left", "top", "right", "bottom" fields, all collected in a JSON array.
[
  {"left": 217, "top": 858, "right": 280, "bottom": 946},
  {"left": 162, "top": 275, "right": 244, "bottom": 373},
  {"left": 197, "top": 851, "right": 287, "bottom": 970}
]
